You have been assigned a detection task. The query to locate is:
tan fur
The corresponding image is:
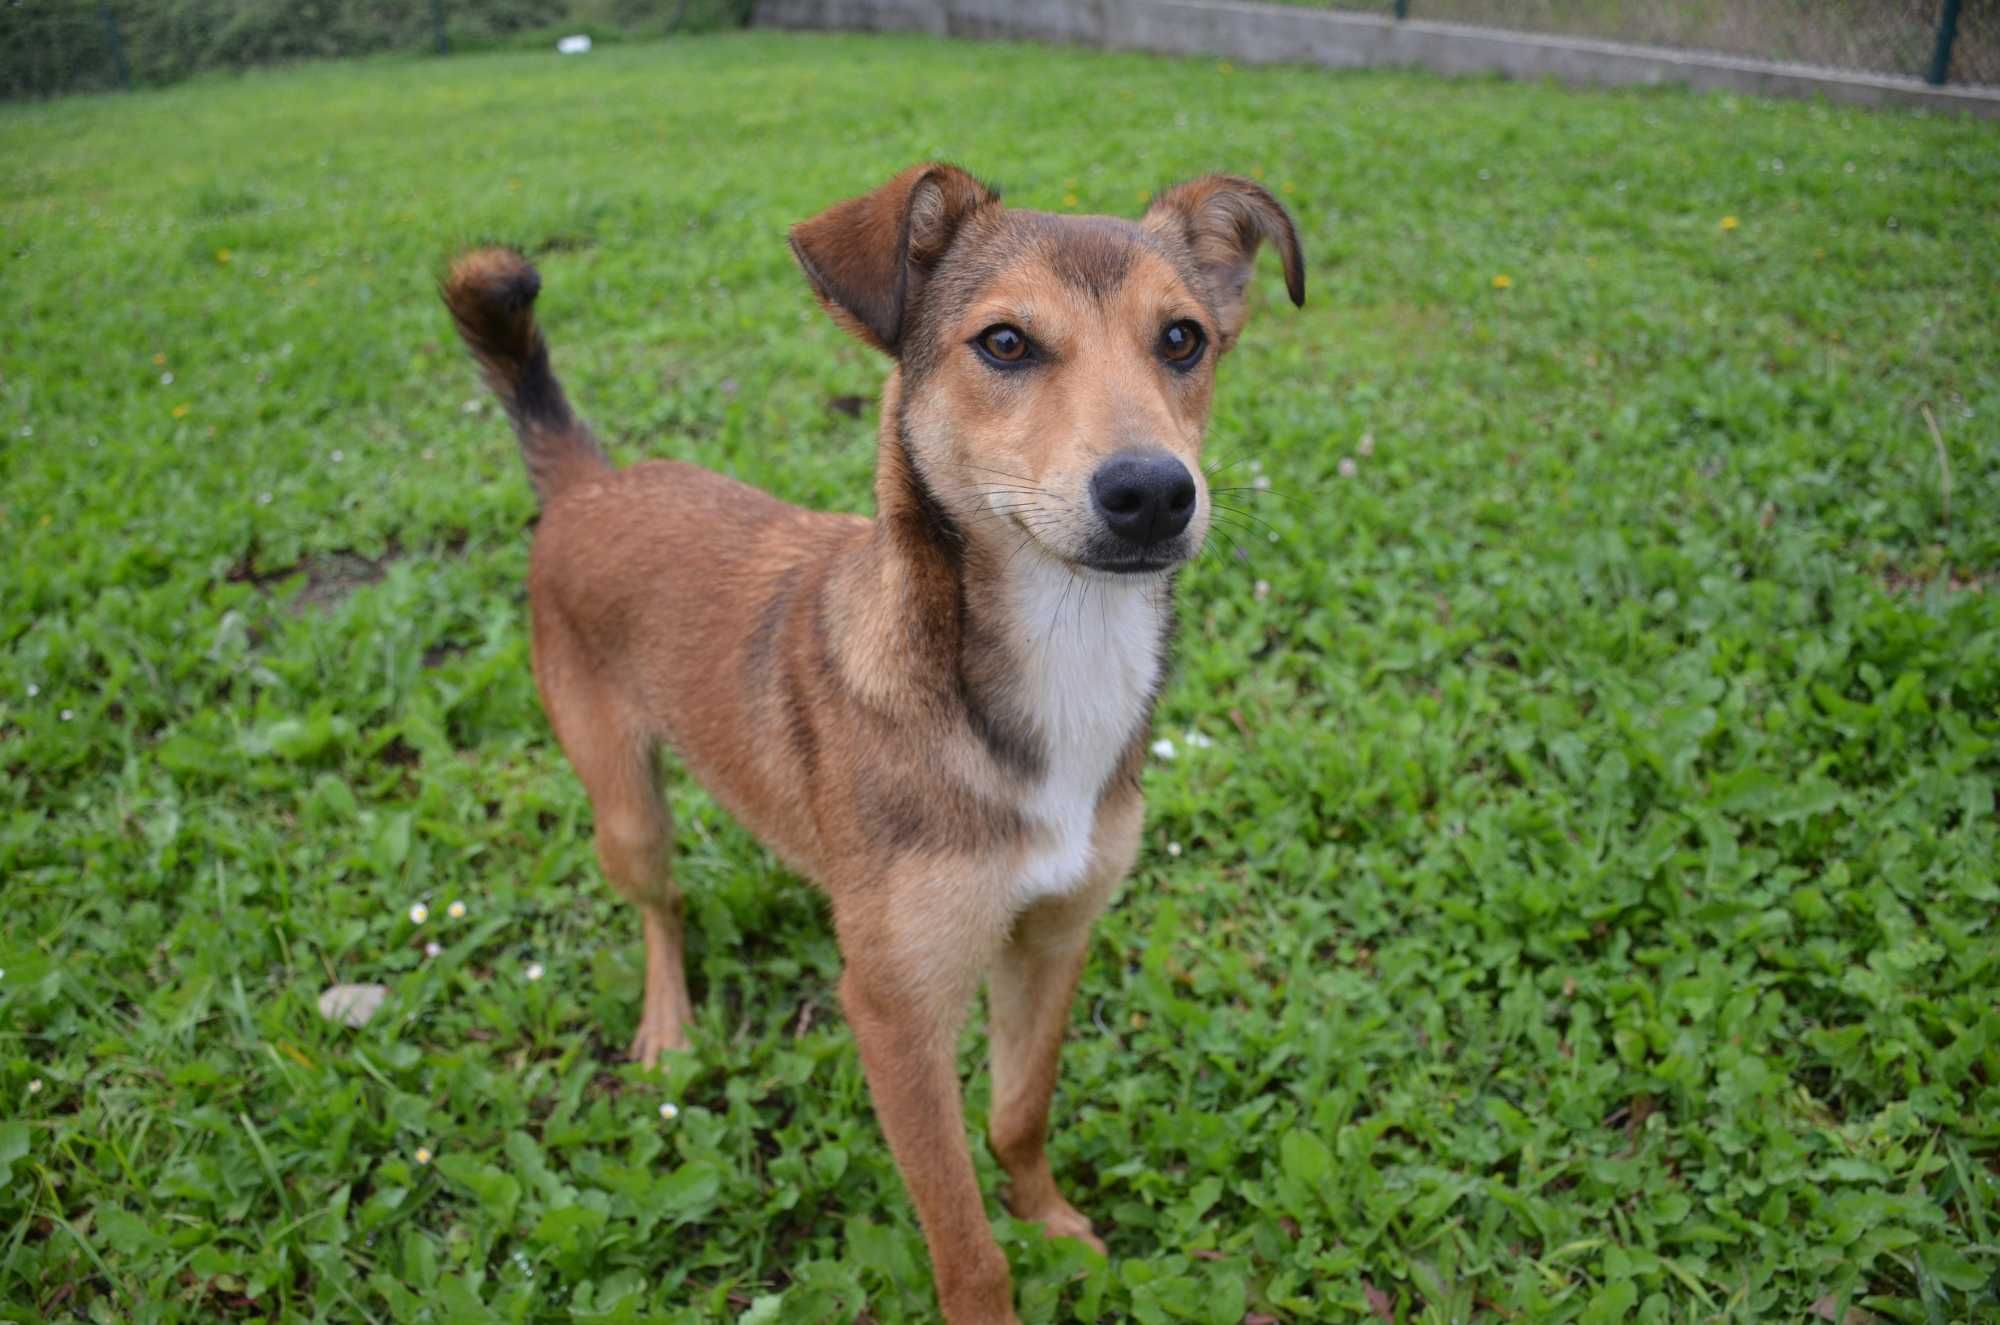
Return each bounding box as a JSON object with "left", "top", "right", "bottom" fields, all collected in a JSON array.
[{"left": 442, "top": 164, "right": 1303, "bottom": 1324}]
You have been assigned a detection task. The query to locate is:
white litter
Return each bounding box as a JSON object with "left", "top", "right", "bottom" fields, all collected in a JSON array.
[{"left": 318, "top": 983, "right": 390, "bottom": 1028}]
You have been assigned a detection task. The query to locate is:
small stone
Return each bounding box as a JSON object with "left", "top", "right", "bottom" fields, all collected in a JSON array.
[{"left": 318, "top": 983, "right": 390, "bottom": 1028}]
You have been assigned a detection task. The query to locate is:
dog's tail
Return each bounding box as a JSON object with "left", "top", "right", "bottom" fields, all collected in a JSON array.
[{"left": 441, "top": 247, "right": 610, "bottom": 504}]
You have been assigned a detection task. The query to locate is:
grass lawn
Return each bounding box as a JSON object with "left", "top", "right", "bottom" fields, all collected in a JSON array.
[{"left": 3, "top": 30, "right": 1998, "bottom": 1325}]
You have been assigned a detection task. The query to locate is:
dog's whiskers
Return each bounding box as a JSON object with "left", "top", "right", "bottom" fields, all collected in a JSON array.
[
  {"left": 1201, "top": 450, "right": 1257, "bottom": 483},
  {"left": 937, "top": 460, "right": 1042, "bottom": 486},
  {"left": 1209, "top": 501, "right": 1282, "bottom": 538},
  {"left": 1197, "top": 516, "right": 1258, "bottom": 569},
  {"left": 1209, "top": 484, "right": 1304, "bottom": 505}
]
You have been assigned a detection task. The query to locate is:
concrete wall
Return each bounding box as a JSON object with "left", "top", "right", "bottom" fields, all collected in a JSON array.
[{"left": 752, "top": 0, "right": 2000, "bottom": 119}]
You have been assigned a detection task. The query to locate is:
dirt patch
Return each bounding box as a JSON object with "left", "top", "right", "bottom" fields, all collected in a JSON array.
[
  {"left": 291, "top": 551, "right": 388, "bottom": 612},
  {"left": 532, "top": 231, "right": 595, "bottom": 256},
  {"left": 1881, "top": 565, "right": 1991, "bottom": 597},
  {"left": 226, "top": 543, "right": 399, "bottom": 614}
]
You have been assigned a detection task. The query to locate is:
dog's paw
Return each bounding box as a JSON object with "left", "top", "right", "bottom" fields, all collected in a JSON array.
[
  {"left": 626, "top": 1019, "right": 690, "bottom": 1063},
  {"left": 1022, "top": 1200, "right": 1106, "bottom": 1256}
]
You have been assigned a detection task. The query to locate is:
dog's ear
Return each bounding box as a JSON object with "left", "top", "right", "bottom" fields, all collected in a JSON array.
[
  {"left": 788, "top": 163, "right": 999, "bottom": 356},
  {"left": 1143, "top": 175, "right": 1305, "bottom": 350}
]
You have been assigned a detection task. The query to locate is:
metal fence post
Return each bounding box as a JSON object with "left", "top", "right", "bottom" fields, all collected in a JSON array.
[
  {"left": 431, "top": 0, "right": 448, "bottom": 54},
  {"left": 99, "top": 0, "right": 132, "bottom": 89},
  {"left": 1927, "top": 0, "right": 1961, "bottom": 84}
]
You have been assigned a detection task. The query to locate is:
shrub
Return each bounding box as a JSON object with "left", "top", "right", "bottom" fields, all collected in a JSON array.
[{"left": 0, "top": 0, "right": 749, "bottom": 99}]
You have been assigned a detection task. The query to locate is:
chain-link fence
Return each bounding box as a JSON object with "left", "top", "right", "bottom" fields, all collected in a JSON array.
[
  {"left": 1290, "top": 0, "right": 1994, "bottom": 86},
  {"left": 6, "top": 0, "right": 1992, "bottom": 98},
  {"left": 0, "top": 0, "right": 753, "bottom": 100}
]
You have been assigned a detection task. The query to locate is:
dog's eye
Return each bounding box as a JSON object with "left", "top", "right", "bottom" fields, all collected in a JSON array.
[
  {"left": 974, "top": 324, "right": 1030, "bottom": 366},
  {"left": 1159, "top": 320, "right": 1206, "bottom": 369}
]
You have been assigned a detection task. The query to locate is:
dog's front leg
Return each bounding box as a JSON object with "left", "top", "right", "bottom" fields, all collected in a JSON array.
[
  {"left": 986, "top": 873, "right": 1117, "bottom": 1255},
  {"left": 837, "top": 897, "right": 1018, "bottom": 1325},
  {"left": 988, "top": 801, "right": 1136, "bottom": 1255}
]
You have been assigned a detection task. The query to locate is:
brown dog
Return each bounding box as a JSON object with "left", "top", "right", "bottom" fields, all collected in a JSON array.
[{"left": 442, "top": 164, "right": 1302, "bottom": 1324}]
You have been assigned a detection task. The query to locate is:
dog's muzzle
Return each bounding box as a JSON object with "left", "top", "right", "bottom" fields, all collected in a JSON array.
[{"left": 1084, "top": 450, "right": 1197, "bottom": 572}]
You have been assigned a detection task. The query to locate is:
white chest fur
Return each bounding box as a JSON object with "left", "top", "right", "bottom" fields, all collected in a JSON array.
[{"left": 1008, "top": 559, "right": 1164, "bottom": 906}]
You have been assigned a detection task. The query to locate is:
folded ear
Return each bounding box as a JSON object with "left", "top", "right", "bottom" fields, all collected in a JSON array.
[
  {"left": 788, "top": 163, "right": 1000, "bottom": 356},
  {"left": 1143, "top": 175, "right": 1305, "bottom": 350}
]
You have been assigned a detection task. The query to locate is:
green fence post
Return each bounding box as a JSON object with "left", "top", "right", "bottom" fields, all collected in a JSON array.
[
  {"left": 1927, "top": 0, "right": 1961, "bottom": 84},
  {"left": 99, "top": 0, "right": 131, "bottom": 90},
  {"left": 431, "top": 0, "right": 448, "bottom": 54}
]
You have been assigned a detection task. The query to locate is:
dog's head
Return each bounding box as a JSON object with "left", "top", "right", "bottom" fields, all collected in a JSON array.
[{"left": 790, "top": 164, "right": 1303, "bottom": 576}]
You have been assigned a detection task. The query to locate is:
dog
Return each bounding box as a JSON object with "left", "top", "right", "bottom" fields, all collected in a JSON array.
[{"left": 442, "top": 163, "right": 1302, "bottom": 1325}]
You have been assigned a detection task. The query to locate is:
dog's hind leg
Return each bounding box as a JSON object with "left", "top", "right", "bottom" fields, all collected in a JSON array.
[
  {"left": 534, "top": 612, "right": 695, "bottom": 1061},
  {"left": 595, "top": 762, "right": 694, "bottom": 1062}
]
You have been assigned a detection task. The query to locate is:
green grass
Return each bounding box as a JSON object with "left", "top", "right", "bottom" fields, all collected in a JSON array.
[{"left": 3, "top": 31, "right": 1998, "bottom": 1325}]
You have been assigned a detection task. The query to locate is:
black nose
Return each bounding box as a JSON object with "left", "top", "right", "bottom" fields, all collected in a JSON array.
[{"left": 1089, "top": 451, "right": 1197, "bottom": 546}]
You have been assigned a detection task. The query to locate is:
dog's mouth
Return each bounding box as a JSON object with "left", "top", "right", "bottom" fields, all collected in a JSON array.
[
  {"left": 1074, "top": 524, "right": 1194, "bottom": 576},
  {"left": 1003, "top": 513, "right": 1194, "bottom": 578},
  {"left": 1079, "top": 553, "right": 1181, "bottom": 575}
]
